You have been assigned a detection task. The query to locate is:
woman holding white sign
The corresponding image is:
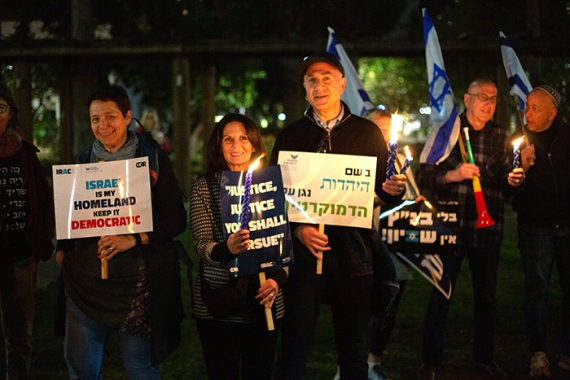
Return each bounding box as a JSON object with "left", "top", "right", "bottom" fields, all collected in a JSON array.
[
  {"left": 55, "top": 85, "right": 186, "bottom": 380},
  {"left": 189, "top": 113, "right": 286, "bottom": 380}
]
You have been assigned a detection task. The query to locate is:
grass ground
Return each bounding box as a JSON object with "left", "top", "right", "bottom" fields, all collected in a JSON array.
[{"left": 1, "top": 204, "right": 565, "bottom": 379}]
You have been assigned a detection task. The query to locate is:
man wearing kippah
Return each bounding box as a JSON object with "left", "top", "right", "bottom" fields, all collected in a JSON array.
[
  {"left": 513, "top": 85, "right": 570, "bottom": 378},
  {"left": 270, "top": 52, "right": 406, "bottom": 380}
]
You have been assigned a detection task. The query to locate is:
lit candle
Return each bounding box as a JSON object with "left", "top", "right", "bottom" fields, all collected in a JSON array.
[
  {"left": 512, "top": 136, "right": 524, "bottom": 169},
  {"left": 386, "top": 125, "right": 398, "bottom": 179},
  {"left": 239, "top": 153, "right": 265, "bottom": 230},
  {"left": 399, "top": 145, "right": 413, "bottom": 174}
]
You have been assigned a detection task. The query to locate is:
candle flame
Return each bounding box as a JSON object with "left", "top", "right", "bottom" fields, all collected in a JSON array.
[
  {"left": 390, "top": 126, "right": 398, "bottom": 143},
  {"left": 404, "top": 145, "right": 413, "bottom": 160},
  {"left": 248, "top": 153, "right": 266, "bottom": 173},
  {"left": 390, "top": 113, "right": 403, "bottom": 143},
  {"left": 512, "top": 136, "right": 524, "bottom": 150}
]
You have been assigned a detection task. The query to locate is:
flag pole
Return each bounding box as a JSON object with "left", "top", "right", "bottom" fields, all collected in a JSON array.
[{"left": 316, "top": 224, "right": 324, "bottom": 274}]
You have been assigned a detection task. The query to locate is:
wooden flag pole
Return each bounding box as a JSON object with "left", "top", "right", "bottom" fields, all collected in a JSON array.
[
  {"left": 316, "top": 224, "right": 324, "bottom": 274},
  {"left": 258, "top": 272, "right": 274, "bottom": 331}
]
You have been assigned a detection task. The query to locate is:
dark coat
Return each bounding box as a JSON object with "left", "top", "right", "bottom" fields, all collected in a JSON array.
[
  {"left": 57, "top": 132, "right": 186, "bottom": 365},
  {"left": 512, "top": 118, "right": 570, "bottom": 226}
]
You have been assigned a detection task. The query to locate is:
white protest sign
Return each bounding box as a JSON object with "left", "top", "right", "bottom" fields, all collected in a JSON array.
[
  {"left": 53, "top": 157, "right": 153, "bottom": 239},
  {"left": 277, "top": 151, "right": 376, "bottom": 228}
]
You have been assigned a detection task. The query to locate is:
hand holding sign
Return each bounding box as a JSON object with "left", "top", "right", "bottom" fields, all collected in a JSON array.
[{"left": 295, "top": 224, "right": 330, "bottom": 259}]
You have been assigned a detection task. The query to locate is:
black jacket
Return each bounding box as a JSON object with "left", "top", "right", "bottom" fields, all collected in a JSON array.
[
  {"left": 56, "top": 132, "right": 186, "bottom": 365},
  {"left": 270, "top": 103, "right": 402, "bottom": 276},
  {"left": 513, "top": 118, "right": 570, "bottom": 226}
]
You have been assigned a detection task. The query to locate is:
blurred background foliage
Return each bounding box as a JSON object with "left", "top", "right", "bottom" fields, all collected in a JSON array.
[{"left": 2, "top": 0, "right": 570, "bottom": 164}]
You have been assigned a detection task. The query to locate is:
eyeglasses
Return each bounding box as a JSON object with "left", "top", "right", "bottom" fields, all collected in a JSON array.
[
  {"left": 0, "top": 104, "right": 10, "bottom": 114},
  {"left": 468, "top": 93, "right": 497, "bottom": 104},
  {"left": 317, "top": 129, "right": 331, "bottom": 153}
]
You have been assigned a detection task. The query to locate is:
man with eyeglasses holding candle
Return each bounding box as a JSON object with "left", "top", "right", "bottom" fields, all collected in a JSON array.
[
  {"left": 270, "top": 52, "right": 406, "bottom": 380},
  {"left": 512, "top": 85, "right": 570, "bottom": 378},
  {"left": 415, "top": 78, "right": 524, "bottom": 380}
]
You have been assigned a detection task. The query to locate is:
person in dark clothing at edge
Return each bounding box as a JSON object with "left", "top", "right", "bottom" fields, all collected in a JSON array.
[
  {"left": 0, "top": 84, "right": 55, "bottom": 380},
  {"left": 415, "top": 78, "right": 524, "bottom": 380},
  {"left": 513, "top": 85, "right": 570, "bottom": 379},
  {"left": 270, "top": 52, "right": 406, "bottom": 380}
]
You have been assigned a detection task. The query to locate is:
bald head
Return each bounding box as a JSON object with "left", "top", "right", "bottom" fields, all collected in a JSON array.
[{"left": 463, "top": 79, "right": 497, "bottom": 130}]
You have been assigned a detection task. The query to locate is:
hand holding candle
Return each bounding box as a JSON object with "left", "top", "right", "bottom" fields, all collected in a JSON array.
[
  {"left": 239, "top": 153, "right": 265, "bottom": 230},
  {"left": 399, "top": 145, "right": 413, "bottom": 174}
]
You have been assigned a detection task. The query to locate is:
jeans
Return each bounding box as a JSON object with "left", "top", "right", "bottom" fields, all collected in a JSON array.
[
  {"left": 275, "top": 249, "right": 373, "bottom": 380},
  {"left": 0, "top": 255, "right": 37, "bottom": 380},
  {"left": 422, "top": 245, "right": 500, "bottom": 366},
  {"left": 518, "top": 222, "right": 570, "bottom": 355},
  {"left": 64, "top": 296, "right": 160, "bottom": 380}
]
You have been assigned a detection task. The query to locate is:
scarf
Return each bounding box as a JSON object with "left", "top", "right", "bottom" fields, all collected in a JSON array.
[
  {"left": 0, "top": 125, "right": 24, "bottom": 158},
  {"left": 90, "top": 130, "right": 138, "bottom": 162}
]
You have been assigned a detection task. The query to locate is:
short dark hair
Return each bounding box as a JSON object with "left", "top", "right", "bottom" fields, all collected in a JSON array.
[
  {"left": 87, "top": 85, "right": 131, "bottom": 116},
  {"left": 0, "top": 84, "right": 19, "bottom": 129},
  {"left": 206, "top": 113, "right": 265, "bottom": 179}
]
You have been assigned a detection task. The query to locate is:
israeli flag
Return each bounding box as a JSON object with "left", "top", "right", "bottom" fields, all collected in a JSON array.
[
  {"left": 326, "top": 27, "right": 374, "bottom": 116},
  {"left": 419, "top": 9, "right": 460, "bottom": 165},
  {"left": 500, "top": 31, "right": 532, "bottom": 113}
]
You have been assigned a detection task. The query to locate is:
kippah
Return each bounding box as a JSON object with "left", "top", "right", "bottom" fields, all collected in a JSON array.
[{"left": 536, "top": 85, "right": 561, "bottom": 108}]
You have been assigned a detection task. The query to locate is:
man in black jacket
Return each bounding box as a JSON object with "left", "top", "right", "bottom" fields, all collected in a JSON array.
[
  {"left": 270, "top": 52, "right": 405, "bottom": 380},
  {"left": 514, "top": 85, "right": 570, "bottom": 378}
]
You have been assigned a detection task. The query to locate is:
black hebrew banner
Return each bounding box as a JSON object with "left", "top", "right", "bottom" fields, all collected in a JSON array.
[
  {"left": 379, "top": 199, "right": 459, "bottom": 255},
  {"left": 380, "top": 199, "right": 459, "bottom": 299}
]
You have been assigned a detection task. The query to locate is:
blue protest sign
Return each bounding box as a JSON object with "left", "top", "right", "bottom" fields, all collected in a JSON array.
[{"left": 220, "top": 165, "right": 293, "bottom": 277}]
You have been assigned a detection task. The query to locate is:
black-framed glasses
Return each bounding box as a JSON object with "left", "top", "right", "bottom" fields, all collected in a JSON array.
[
  {"left": 468, "top": 93, "right": 497, "bottom": 104},
  {"left": 317, "top": 129, "right": 331, "bottom": 153},
  {"left": 0, "top": 104, "right": 9, "bottom": 114}
]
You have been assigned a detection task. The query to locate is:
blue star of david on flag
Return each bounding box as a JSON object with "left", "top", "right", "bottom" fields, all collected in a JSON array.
[
  {"left": 419, "top": 8, "right": 460, "bottom": 166},
  {"left": 500, "top": 32, "right": 532, "bottom": 118},
  {"left": 429, "top": 64, "right": 453, "bottom": 114}
]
